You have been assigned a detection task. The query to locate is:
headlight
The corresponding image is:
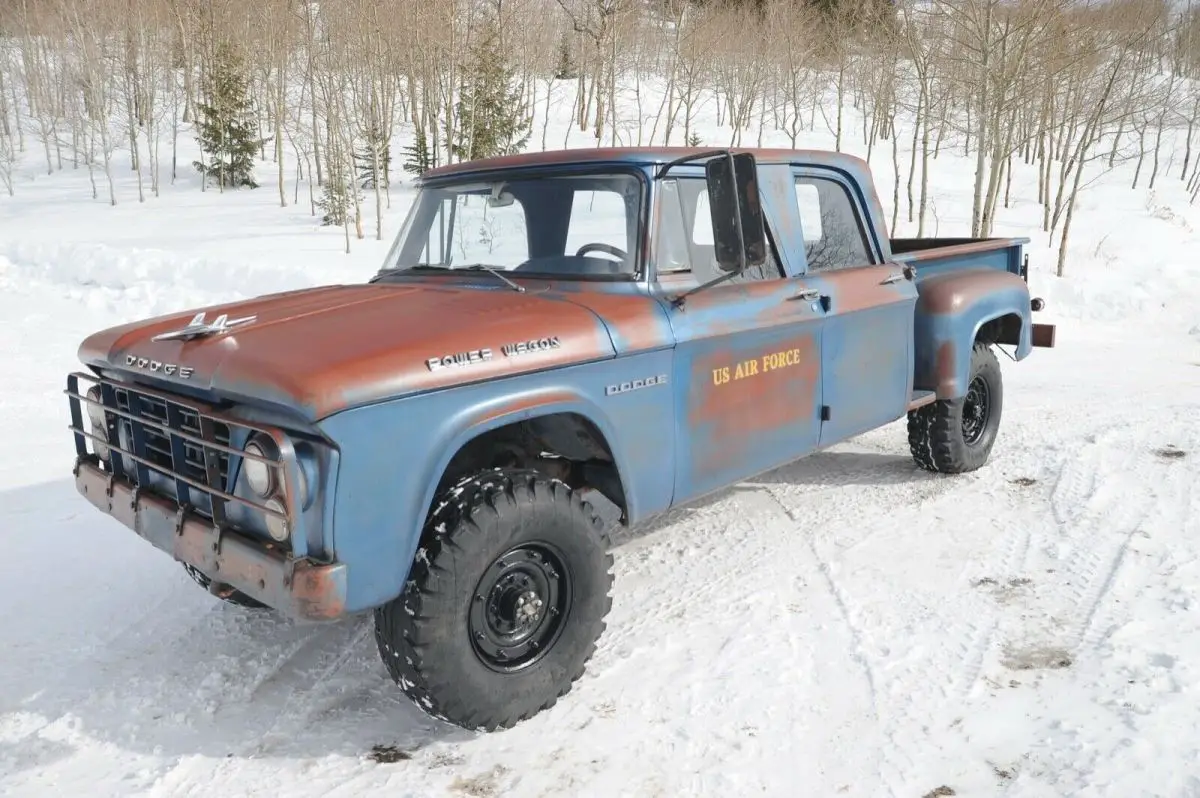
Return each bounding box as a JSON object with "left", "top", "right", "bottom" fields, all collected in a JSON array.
[
  {"left": 86, "top": 386, "right": 110, "bottom": 460},
  {"left": 243, "top": 437, "right": 276, "bottom": 497},
  {"left": 263, "top": 497, "right": 289, "bottom": 542}
]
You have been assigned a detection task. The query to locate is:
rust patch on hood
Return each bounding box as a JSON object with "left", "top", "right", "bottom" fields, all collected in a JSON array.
[{"left": 77, "top": 283, "right": 617, "bottom": 420}]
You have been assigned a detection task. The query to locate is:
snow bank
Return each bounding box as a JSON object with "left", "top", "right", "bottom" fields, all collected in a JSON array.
[{"left": 0, "top": 241, "right": 323, "bottom": 321}]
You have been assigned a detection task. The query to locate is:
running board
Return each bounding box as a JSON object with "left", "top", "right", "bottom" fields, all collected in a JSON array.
[{"left": 907, "top": 389, "right": 937, "bottom": 411}]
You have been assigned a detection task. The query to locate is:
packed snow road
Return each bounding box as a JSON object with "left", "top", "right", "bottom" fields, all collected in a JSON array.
[{"left": 1, "top": 278, "right": 1198, "bottom": 797}]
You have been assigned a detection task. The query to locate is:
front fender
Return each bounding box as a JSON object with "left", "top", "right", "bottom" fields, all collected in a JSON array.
[
  {"left": 316, "top": 350, "right": 675, "bottom": 613},
  {"left": 913, "top": 268, "right": 1032, "bottom": 400}
]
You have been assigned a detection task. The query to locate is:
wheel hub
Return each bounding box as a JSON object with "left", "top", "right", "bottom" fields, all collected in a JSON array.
[
  {"left": 469, "top": 543, "right": 572, "bottom": 673},
  {"left": 962, "top": 374, "right": 991, "bottom": 445}
]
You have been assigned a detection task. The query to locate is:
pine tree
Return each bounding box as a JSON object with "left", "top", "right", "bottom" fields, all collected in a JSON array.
[
  {"left": 554, "top": 34, "right": 576, "bottom": 80},
  {"left": 317, "top": 139, "right": 357, "bottom": 226},
  {"left": 402, "top": 126, "right": 436, "bottom": 177},
  {"left": 451, "top": 15, "right": 531, "bottom": 162},
  {"left": 353, "top": 123, "right": 391, "bottom": 189},
  {"left": 192, "top": 43, "right": 260, "bottom": 189}
]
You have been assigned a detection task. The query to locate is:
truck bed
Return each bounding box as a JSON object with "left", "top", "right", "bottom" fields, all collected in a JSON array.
[{"left": 889, "top": 236, "right": 1029, "bottom": 279}]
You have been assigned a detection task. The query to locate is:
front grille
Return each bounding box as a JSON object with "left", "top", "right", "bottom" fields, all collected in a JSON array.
[
  {"left": 67, "top": 371, "right": 300, "bottom": 554},
  {"left": 112, "top": 387, "right": 231, "bottom": 488}
]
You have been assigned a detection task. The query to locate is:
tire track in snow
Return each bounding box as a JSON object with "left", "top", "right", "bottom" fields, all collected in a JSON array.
[
  {"left": 146, "top": 617, "right": 376, "bottom": 797},
  {"left": 751, "top": 448, "right": 993, "bottom": 793},
  {"left": 991, "top": 422, "right": 1161, "bottom": 670},
  {"left": 759, "top": 483, "right": 880, "bottom": 717}
]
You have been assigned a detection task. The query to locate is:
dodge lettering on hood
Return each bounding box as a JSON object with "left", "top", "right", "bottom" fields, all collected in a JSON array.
[{"left": 64, "top": 146, "right": 1056, "bottom": 732}]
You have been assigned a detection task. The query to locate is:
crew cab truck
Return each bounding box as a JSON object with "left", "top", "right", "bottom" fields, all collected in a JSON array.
[{"left": 64, "top": 146, "right": 1056, "bottom": 732}]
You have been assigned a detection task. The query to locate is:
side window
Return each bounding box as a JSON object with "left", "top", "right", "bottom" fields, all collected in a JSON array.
[
  {"left": 421, "top": 194, "right": 529, "bottom": 267},
  {"left": 654, "top": 176, "right": 782, "bottom": 281},
  {"left": 564, "top": 189, "right": 630, "bottom": 258},
  {"left": 793, "top": 177, "right": 873, "bottom": 272}
]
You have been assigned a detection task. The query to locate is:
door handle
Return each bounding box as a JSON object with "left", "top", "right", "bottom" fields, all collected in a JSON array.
[
  {"left": 791, "top": 288, "right": 821, "bottom": 302},
  {"left": 880, "top": 272, "right": 905, "bottom": 284}
]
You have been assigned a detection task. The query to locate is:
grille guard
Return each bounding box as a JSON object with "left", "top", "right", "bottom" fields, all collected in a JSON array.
[{"left": 65, "top": 371, "right": 310, "bottom": 559}]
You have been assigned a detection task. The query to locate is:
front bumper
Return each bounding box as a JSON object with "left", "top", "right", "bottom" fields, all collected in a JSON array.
[{"left": 74, "top": 459, "right": 347, "bottom": 621}]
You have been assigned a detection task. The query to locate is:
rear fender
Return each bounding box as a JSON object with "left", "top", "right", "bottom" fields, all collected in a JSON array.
[{"left": 913, "top": 268, "right": 1032, "bottom": 400}]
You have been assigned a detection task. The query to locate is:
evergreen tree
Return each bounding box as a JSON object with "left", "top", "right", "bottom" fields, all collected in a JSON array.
[
  {"left": 317, "top": 142, "right": 358, "bottom": 226},
  {"left": 451, "top": 16, "right": 530, "bottom": 162},
  {"left": 192, "top": 43, "right": 260, "bottom": 189},
  {"left": 353, "top": 123, "right": 391, "bottom": 189},
  {"left": 402, "top": 126, "right": 436, "bottom": 177},
  {"left": 554, "top": 34, "right": 576, "bottom": 80}
]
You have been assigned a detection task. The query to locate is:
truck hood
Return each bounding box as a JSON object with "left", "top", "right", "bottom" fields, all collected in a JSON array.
[{"left": 78, "top": 283, "right": 618, "bottom": 420}]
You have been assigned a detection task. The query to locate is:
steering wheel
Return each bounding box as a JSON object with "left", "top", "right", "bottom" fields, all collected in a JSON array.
[{"left": 575, "top": 242, "right": 628, "bottom": 261}]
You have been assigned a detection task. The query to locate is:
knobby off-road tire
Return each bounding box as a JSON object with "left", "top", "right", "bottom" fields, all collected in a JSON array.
[
  {"left": 908, "top": 341, "right": 1004, "bottom": 474},
  {"left": 181, "top": 563, "right": 270, "bottom": 609},
  {"left": 374, "top": 468, "right": 614, "bottom": 731}
]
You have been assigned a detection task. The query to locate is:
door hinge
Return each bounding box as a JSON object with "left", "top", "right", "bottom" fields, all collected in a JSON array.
[{"left": 820, "top": 405, "right": 831, "bottom": 421}]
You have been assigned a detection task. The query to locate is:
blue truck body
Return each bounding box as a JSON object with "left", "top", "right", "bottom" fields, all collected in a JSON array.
[{"left": 64, "top": 147, "right": 1056, "bottom": 730}]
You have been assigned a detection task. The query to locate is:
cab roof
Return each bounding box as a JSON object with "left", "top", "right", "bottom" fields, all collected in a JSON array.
[{"left": 419, "top": 146, "right": 870, "bottom": 181}]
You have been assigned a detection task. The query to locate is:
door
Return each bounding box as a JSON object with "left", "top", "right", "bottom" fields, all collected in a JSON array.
[
  {"left": 654, "top": 174, "right": 826, "bottom": 505},
  {"left": 790, "top": 173, "right": 918, "bottom": 445}
]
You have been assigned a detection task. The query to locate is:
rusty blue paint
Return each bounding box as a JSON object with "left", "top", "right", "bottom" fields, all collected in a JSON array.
[
  {"left": 913, "top": 268, "right": 1035, "bottom": 398},
  {"left": 64, "top": 146, "right": 1053, "bottom": 620}
]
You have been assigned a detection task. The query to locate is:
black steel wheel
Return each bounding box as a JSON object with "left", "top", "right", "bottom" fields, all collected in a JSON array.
[
  {"left": 470, "top": 543, "right": 573, "bottom": 673},
  {"left": 961, "top": 373, "right": 992, "bottom": 446},
  {"left": 374, "top": 468, "right": 613, "bottom": 732},
  {"left": 907, "top": 341, "right": 1004, "bottom": 474}
]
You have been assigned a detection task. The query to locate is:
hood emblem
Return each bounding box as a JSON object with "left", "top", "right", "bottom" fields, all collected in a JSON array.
[
  {"left": 151, "top": 311, "right": 257, "bottom": 342},
  {"left": 125, "top": 354, "right": 194, "bottom": 379}
]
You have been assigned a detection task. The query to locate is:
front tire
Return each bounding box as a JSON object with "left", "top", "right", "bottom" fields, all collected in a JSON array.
[
  {"left": 908, "top": 341, "right": 1004, "bottom": 474},
  {"left": 374, "top": 468, "right": 614, "bottom": 731}
]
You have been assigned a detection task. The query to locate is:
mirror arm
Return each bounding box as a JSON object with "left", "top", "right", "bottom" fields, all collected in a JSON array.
[
  {"left": 655, "top": 148, "right": 734, "bottom": 179},
  {"left": 669, "top": 268, "right": 740, "bottom": 310}
]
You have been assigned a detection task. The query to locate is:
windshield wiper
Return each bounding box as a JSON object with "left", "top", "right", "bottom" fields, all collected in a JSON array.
[{"left": 463, "top": 263, "right": 525, "bottom": 293}]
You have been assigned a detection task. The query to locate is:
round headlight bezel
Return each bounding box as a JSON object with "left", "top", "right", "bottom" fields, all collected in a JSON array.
[
  {"left": 243, "top": 437, "right": 276, "bottom": 498},
  {"left": 263, "top": 496, "right": 290, "bottom": 542}
]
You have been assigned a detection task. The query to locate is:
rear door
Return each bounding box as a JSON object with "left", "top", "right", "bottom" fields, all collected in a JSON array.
[
  {"left": 790, "top": 170, "right": 918, "bottom": 445},
  {"left": 654, "top": 167, "right": 826, "bottom": 504}
]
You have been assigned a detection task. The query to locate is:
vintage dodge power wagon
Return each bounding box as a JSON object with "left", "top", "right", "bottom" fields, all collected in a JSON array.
[{"left": 65, "top": 146, "right": 1056, "bottom": 731}]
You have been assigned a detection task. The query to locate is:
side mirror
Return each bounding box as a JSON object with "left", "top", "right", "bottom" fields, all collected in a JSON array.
[{"left": 705, "top": 152, "right": 767, "bottom": 272}]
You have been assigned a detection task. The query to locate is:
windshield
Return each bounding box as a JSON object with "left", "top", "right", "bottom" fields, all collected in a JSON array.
[{"left": 380, "top": 171, "right": 644, "bottom": 279}]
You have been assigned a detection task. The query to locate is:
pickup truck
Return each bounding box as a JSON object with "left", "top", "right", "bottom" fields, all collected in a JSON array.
[{"left": 64, "top": 146, "right": 1056, "bottom": 732}]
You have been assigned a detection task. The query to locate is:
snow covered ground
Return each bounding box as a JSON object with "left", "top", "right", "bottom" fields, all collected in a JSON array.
[{"left": 1, "top": 82, "right": 1199, "bottom": 798}]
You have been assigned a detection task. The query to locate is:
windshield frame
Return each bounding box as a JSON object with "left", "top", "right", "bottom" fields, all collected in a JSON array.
[{"left": 376, "top": 163, "right": 651, "bottom": 283}]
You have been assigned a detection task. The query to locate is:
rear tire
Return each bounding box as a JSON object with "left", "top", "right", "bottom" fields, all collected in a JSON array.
[
  {"left": 374, "top": 468, "right": 614, "bottom": 731},
  {"left": 908, "top": 341, "right": 1003, "bottom": 474}
]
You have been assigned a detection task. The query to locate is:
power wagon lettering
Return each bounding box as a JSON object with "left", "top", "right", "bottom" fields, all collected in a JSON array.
[
  {"left": 426, "top": 348, "right": 493, "bottom": 371},
  {"left": 427, "top": 336, "right": 564, "bottom": 371},
  {"left": 711, "top": 346, "right": 806, "bottom": 386},
  {"left": 64, "top": 146, "right": 1056, "bottom": 737},
  {"left": 502, "top": 336, "right": 561, "bottom": 357}
]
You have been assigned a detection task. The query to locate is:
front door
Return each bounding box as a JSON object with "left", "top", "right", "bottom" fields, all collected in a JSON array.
[
  {"left": 790, "top": 172, "right": 918, "bottom": 445},
  {"left": 653, "top": 173, "right": 826, "bottom": 505}
]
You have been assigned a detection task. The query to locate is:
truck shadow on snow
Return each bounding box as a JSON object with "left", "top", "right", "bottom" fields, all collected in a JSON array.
[
  {"left": 1, "top": 447, "right": 928, "bottom": 770},
  {"left": 609, "top": 445, "right": 935, "bottom": 544},
  {"left": 0, "top": 479, "right": 475, "bottom": 774}
]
